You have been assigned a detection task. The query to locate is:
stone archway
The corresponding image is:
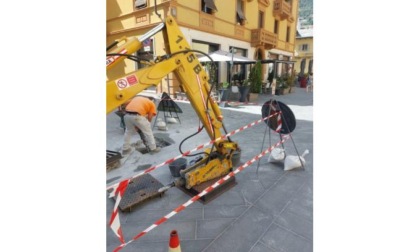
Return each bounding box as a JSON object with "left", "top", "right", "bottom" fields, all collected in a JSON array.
[
  {"left": 254, "top": 47, "right": 265, "bottom": 61},
  {"left": 300, "top": 58, "right": 306, "bottom": 75},
  {"left": 308, "top": 59, "right": 313, "bottom": 74}
]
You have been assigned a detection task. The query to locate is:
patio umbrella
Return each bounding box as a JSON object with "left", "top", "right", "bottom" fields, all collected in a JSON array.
[{"left": 198, "top": 50, "right": 255, "bottom": 63}]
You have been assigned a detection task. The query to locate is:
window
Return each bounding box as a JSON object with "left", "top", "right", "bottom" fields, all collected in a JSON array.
[
  {"left": 274, "top": 20, "right": 279, "bottom": 34},
  {"left": 300, "top": 59, "right": 306, "bottom": 74},
  {"left": 201, "top": 0, "right": 218, "bottom": 14},
  {"left": 236, "top": 0, "right": 246, "bottom": 25},
  {"left": 134, "top": 0, "right": 147, "bottom": 9},
  {"left": 286, "top": 26, "right": 290, "bottom": 42},
  {"left": 258, "top": 11, "right": 264, "bottom": 28},
  {"left": 136, "top": 38, "right": 154, "bottom": 70},
  {"left": 301, "top": 44, "right": 309, "bottom": 51},
  {"left": 308, "top": 59, "right": 313, "bottom": 74}
]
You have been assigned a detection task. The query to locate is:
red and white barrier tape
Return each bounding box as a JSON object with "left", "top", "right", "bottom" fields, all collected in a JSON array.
[
  {"left": 106, "top": 111, "right": 280, "bottom": 191},
  {"left": 275, "top": 115, "right": 282, "bottom": 133},
  {"left": 109, "top": 180, "right": 129, "bottom": 243},
  {"left": 267, "top": 101, "right": 282, "bottom": 133},
  {"left": 113, "top": 137, "right": 289, "bottom": 252},
  {"left": 107, "top": 111, "right": 281, "bottom": 245}
]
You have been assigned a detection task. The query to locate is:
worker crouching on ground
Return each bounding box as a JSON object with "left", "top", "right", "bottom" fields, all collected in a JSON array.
[{"left": 122, "top": 96, "right": 161, "bottom": 155}]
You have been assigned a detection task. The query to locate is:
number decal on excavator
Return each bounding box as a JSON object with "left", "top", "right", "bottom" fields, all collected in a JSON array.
[
  {"left": 106, "top": 14, "right": 239, "bottom": 191},
  {"left": 193, "top": 64, "right": 202, "bottom": 74},
  {"left": 185, "top": 53, "right": 202, "bottom": 74},
  {"left": 185, "top": 53, "right": 201, "bottom": 74},
  {"left": 186, "top": 54, "right": 195, "bottom": 63}
]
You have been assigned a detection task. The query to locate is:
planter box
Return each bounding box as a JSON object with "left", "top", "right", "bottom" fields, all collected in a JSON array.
[
  {"left": 280, "top": 88, "right": 289, "bottom": 95},
  {"left": 228, "top": 86, "right": 240, "bottom": 101},
  {"left": 218, "top": 88, "right": 231, "bottom": 101},
  {"left": 238, "top": 86, "right": 250, "bottom": 102},
  {"left": 300, "top": 79, "right": 307, "bottom": 88},
  {"left": 248, "top": 93, "right": 259, "bottom": 103}
]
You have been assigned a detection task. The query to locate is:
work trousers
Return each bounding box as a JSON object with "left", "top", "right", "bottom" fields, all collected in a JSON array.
[{"left": 123, "top": 114, "right": 156, "bottom": 151}]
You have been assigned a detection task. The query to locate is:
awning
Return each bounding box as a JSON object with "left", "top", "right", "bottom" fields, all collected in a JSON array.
[{"left": 198, "top": 50, "right": 255, "bottom": 63}]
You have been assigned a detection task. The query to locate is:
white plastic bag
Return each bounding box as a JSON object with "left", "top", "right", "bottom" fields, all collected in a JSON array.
[
  {"left": 156, "top": 118, "right": 168, "bottom": 131},
  {"left": 167, "top": 117, "right": 178, "bottom": 124},
  {"left": 268, "top": 147, "right": 285, "bottom": 163},
  {"left": 284, "top": 149, "right": 309, "bottom": 171}
]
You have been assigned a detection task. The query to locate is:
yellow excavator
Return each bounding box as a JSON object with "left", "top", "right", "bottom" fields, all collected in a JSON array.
[{"left": 106, "top": 10, "right": 238, "bottom": 190}]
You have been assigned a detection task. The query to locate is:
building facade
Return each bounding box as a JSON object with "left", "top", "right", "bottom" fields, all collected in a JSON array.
[
  {"left": 293, "top": 19, "right": 313, "bottom": 75},
  {"left": 107, "top": 0, "right": 299, "bottom": 95}
]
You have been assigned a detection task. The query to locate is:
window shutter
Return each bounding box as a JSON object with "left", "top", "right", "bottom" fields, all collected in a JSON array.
[
  {"left": 204, "top": 0, "right": 218, "bottom": 12},
  {"left": 135, "top": 0, "right": 147, "bottom": 9},
  {"left": 237, "top": 8, "right": 246, "bottom": 21}
]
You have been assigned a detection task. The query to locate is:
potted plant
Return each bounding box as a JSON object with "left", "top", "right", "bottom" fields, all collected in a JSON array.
[
  {"left": 274, "top": 76, "right": 283, "bottom": 95},
  {"left": 248, "top": 61, "right": 263, "bottom": 102},
  {"left": 238, "top": 79, "right": 251, "bottom": 102},
  {"left": 280, "top": 80, "right": 290, "bottom": 95},
  {"left": 300, "top": 73, "right": 308, "bottom": 88},
  {"left": 219, "top": 82, "right": 231, "bottom": 101},
  {"left": 287, "top": 72, "right": 296, "bottom": 93},
  {"left": 275, "top": 74, "right": 290, "bottom": 95}
]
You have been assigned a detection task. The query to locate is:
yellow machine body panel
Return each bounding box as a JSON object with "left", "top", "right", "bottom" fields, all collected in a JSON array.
[
  {"left": 184, "top": 157, "right": 232, "bottom": 189},
  {"left": 106, "top": 15, "right": 239, "bottom": 188}
]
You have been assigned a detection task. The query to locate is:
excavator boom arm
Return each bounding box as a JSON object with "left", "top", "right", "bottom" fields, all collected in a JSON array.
[
  {"left": 107, "top": 16, "right": 224, "bottom": 140},
  {"left": 106, "top": 15, "right": 238, "bottom": 188}
]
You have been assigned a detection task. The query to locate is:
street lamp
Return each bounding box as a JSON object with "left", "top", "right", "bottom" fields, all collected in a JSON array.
[{"left": 230, "top": 47, "right": 236, "bottom": 86}]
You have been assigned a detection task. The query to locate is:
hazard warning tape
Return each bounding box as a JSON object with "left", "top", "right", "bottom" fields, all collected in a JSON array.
[
  {"left": 112, "top": 137, "right": 289, "bottom": 252},
  {"left": 108, "top": 180, "right": 129, "bottom": 244},
  {"left": 107, "top": 111, "right": 282, "bottom": 245},
  {"left": 106, "top": 111, "right": 280, "bottom": 191},
  {"left": 267, "top": 102, "right": 283, "bottom": 133},
  {"left": 107, "top": 111, "right": 281, "bottom": 242}
]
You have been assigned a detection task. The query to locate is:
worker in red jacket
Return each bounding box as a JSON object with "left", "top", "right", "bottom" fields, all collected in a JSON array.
[{"left": 122, "top": 96, "right": 160, "bottom": 155}]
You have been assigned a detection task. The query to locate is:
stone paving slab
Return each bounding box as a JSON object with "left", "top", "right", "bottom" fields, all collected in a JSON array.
[
  {"left": 261, "top": 223, "right": 313, "bottom": 252},
  {"left": 125, "top": 207, "right": 203, "bottom": 223},
  {"left": 275, "top": 210, "right": 313, "bottom": 241},
  {"left": 250, "top": 242, "right": 279, "bottom": 252},
  {"left": 255, "top": 173, "right": 307, "bottom": 217},
  {"left": 178, "top": 239, "right": 214, "bottom": 252},
  {"left": 202, "top": 206, "right": 273, "bottom": 252},
  {"left": 106, "top": 87, "right": 313, "bottom": 252},
  {"left": 197, "top": 218, "right": 235, "bottom": 239},
  {"left": 119, "top": 219, "right": 196, "bottom": 242},
  {"left": 203, "top": 205, "right": 249, "bottom": 219}
]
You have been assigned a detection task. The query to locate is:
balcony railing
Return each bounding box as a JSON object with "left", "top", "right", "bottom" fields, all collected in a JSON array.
[
  {"left": 251, "top": 28, "right": 277, "bottom": 49},
  {"left": 273, "top": 0, "right": 292, "bottom": 20}
]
